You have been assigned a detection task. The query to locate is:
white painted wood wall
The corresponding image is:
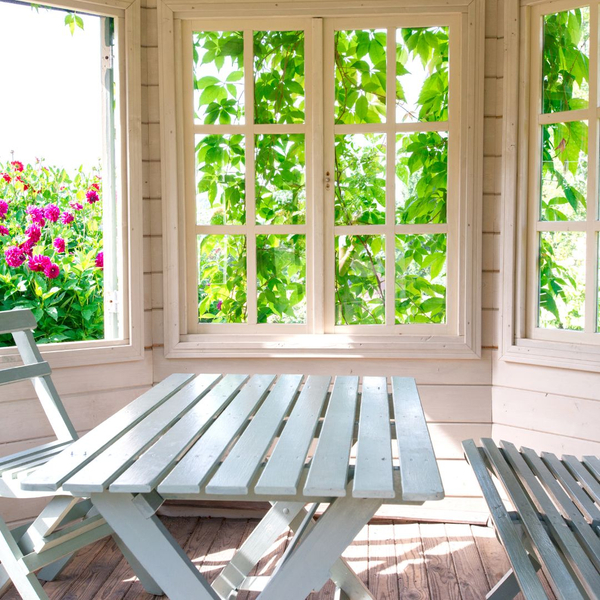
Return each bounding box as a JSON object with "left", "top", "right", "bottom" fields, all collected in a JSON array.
[{"left": 2, "top": 0, "right": 597, "bottom": 527}]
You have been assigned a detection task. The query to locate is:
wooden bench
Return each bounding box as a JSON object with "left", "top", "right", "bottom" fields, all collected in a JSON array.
[
  {"left": 0, "top": 308, "right": 185, "bottom": 600},
  {"left": 463, "top": 438, "right": 600, "bottom": 600}
]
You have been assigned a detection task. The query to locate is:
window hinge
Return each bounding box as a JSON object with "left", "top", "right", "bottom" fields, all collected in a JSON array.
[
  {"left": 106, "top": 290, "right": 119, "bottom": 313},
  {"left": 102, "top": 46, "right": 114, "bottom": 72}
]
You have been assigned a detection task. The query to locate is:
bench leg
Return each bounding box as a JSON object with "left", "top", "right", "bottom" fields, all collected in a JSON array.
[
  {"left": 0, "top": 518, "right": 49, "bottom": 600},
  {"left": 36, "top": 553, "right": 74, "bottom": 582},
  {"left": 91, "top": 492, "right": 220, "bottom": 600},
  {"left": 112, "top": 533, "right": 165, "bottom": 595},
  {"left": 257, "top": 496, "right": 382, "bottom": 600},
  {"left": 486, "top": 553, "right": 542, "bottom": 600}
]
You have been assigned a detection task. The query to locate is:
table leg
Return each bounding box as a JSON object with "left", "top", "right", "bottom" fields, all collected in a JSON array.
[
  {"left": 258, "top": 496, "right": 382, "bottom": 600},
  {"left": 91, "top": 492, "right": 219, "bottom": 600}
]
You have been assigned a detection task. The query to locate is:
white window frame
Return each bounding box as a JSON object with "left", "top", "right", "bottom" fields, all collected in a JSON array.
[
  {"left": 0, "top": 0, "right": 144, "bottom": 369},
  {"left": 501, "top": 0, "right": 600, "bottom": 371},
  {"left": 159, "top": 0, "right": 484, "bottom": 359}
]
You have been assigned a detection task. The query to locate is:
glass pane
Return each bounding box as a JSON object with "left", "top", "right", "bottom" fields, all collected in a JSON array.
[
  {"left": 396, "top": 27, "right": 449, "bottom": 122},
  {"left": 193, "top": 31, "right": 244, "bottom": 125},
  {"left": 254, "top": 30, "right": 305, "bottom": 124},
  {"left": 396, "top": 131, "right": 447, "bottom": 224},
  {"left": 197, "top": 235, "right": 247, "bottom": 323},
  {"left": 335, "top": 134, "right": 386, "bottom": 226},
  {"left": 335, "top": 235, "right": 385, "bottom": 325},
  {"left": 257, "top": 234, "right": 306, "bottom": 323},
  {"left": 598, "top": 235, "right": 600, "bottom": 332},
  {"left": 396, "top": 234, "right": 446, "bottom": 324},
  {"left": 538, "top": 231, "right": 585, "bottom": 330},
  {"left": 540, "top": 121, "right": 587, "bottom": 221},
  {"left": 195, "top": 134, "right": 245, "bottom": 225},
  {"left": 255, "top": 134, "right": 305, "bottom": 225},
  {"left": 334, "top": 29, "right": 386, "bottom": 124},
  {"left": 542, "top": 8, "right": 589, "bottom": 114}
]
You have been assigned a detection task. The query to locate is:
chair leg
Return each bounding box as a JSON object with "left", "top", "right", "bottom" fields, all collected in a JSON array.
[
  {"left": 0, "top": 518, "right": 49, "bottom": 600},
  {"left": 486, "top": 553, "right": 542, "bottom": 600},
  {"left": 36, "top": 552, "right": 74, "bottom": 582}
]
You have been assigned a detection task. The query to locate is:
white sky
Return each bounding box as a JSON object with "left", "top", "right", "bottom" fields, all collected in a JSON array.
[{"left": 0, "top": 1, "right": 103, "bottom": 172}]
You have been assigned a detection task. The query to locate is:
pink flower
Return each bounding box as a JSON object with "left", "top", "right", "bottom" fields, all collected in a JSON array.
[
  {"left": 0, "top": 200, "right": 7, "bottom": 218},
  {"left": 26, "top": 206, "right": 45, "bottom": 227},
  {"left": 53, "top": 237, "right": 65, "bottom": 253},
  {"left": 10, "top": 161, "right": 24, "bottom": 173},
  {"left": 70, "top": 202, "right": 84, "bottom": 211},
  {"left": 60, "top": 211, "right": 74, "bottom": 225},
  {"left": 44, "top": 204, "right": 60, "bottom": 222},
  {"left": 2, "top": 173, "right": 11, "bottom": 183},
  {"left": 4, "top": 246, "right": 25, "bottom": 267},
  {"left": 91, "top": 182, "right": 100, "bottom": 191},
  {"left": 95, "top": 251, "right": 104, "bottom": 269},
  {"left": 25, "top": 224, "right": 41, "bottom": 243},
  {"left": 217, "top": 300, "right": 223, "bottom": 310},
  {"left": 28, "top": 254, "right": 50, "bottom": 272},
  {"left": 86, "top": 189, "right": 100, "bottom": 204},
  {"left": 44, "top": 263, "right": 60, "bottom": 279},
  {"left": 19, "top": 239, "right": 35, "bottom": 256},
  {"left": 0, "top": 225, "right": 8, "bottom": 236}
]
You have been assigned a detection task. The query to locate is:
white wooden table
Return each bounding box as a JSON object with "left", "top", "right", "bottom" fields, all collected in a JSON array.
[{"left": 22, "top": 374, "right": 444, "bottom": 600}]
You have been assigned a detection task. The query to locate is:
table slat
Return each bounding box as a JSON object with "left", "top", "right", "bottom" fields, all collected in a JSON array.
[
  {"left": 22, "top": 373, "right": 198, "bottom": 492},
  {"left": 62, "top": 374, "right": 241, "bottom": 493},
  {"left": 352, "top": 377, "right": 394, "bottom": 499},
  {"left": 542, "top": 452, "right": 600, "bottom": 524},
  {"left": 562, "top": 454, "right": 600, "bottom": 505},
  {"left": 205, "top": 374, "right": 302, "bottom": 495},
  {"left": 391, "top": 377, "right": 443, "bottom": 501},
  {"left": 254, "top": 375, "right": 331, "bottom": 495},
  {"left": 583, "top": 455, "right": 600, "bottom": 482},
  {"left": 157, "top": 374, "right": 276, "bottom": 494},
  {"left": 304, "top": 376, "right": 359, "bottom": 497}
]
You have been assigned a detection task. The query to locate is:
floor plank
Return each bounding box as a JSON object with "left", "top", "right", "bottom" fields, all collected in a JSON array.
[{"left": 0, "top": 518, "right": 530, "bottom": 600}]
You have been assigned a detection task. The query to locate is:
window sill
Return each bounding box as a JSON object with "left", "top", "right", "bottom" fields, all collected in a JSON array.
[
  {"left": 0, "top": 338, "right": 145, "bottom": 370},
  {"left": 169, "top": 333, "right": 481, "bottom": 359},
  {"left": 501, "top": 338, "right": 600, "bottom": 373}
]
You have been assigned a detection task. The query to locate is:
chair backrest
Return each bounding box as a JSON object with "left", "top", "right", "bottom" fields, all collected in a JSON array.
[{"left": 0, "top": 309, "right": 77, "bottom": 443}]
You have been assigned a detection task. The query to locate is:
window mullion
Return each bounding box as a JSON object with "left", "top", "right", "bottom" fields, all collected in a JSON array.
[
  {"left": 244, "top": 29, "right": 257, "bottom": 326},
  {"left": 385, "top": 26, "right": 396, "bottom": 328}
]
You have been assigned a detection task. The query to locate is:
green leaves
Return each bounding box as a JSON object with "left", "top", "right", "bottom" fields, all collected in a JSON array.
[{"left": 64, "top": 12, "right": 84, "bottom": 36}]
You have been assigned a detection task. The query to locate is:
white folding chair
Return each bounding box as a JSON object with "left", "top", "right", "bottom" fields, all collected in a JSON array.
[{"left": 0, "top": 308, "right": 112, "bottom": 599}]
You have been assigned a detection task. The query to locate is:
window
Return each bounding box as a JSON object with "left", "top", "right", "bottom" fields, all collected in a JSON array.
[
  {"left": 0, "top": 0, "right": 143, "bottom": 365},
  {"left": 527, "top": 2, "right": 600, "bottom": 344},
  {"left": 160, "top": 3, "right": 483, "bottom": 358}
]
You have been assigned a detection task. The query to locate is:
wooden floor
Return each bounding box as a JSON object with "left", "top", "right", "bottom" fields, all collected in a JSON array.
[{"left": 0, "top": 517, "right": 556, "bottom": 600}]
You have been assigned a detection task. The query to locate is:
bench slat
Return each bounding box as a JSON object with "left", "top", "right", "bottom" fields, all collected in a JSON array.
[
  {"left": 0, "top": 441, "right": 72, "bottom": 470},
  {"left": 583, "top": 456, "right": 600, "bottom": 482},
  {"left": 0, "top": 362, "right": 51, "bottom": 386},
  {"left": 63, "top": 374, "right": 241, "bottom": 494},
  {"left": 204, "top": 375, "right": 302, "bottom": 495},
  {"left": 392, "top": 377, "right": 443, "bottom": 501},
  {"left": 481, "top": 439, "right": 585, "bottom": 600},
  {"left": 254, "top": 376, "right": 331, "bottom": 495},
  {"left": 462, "top": 440, "right": 548, "bottom": 600},
  {"left": 522, "top": 446, "right": 600, "bottom": 573},
  {"left": 0, "top": 309, "right": 37, "bottom": 334},
  {"left": 155, "top": 375, "right": 275, "bottom": 495},
  {"left": 23, "top": 373, "right": 199, "bottom": 492},
  {"left": 304, "top": 376, "right": 359, "bottom": 497},
  {"left": 501, "top": 442, "right": 600, "bottom": 599},
  {"left": 542, "top": 452, "right": 600, "bottom": 525},
  {"left": 353, "top": 377, "right": 394, "bottom": 499},
  {"left": 562, "top": 455, "right": 600, "bottom": 505}
]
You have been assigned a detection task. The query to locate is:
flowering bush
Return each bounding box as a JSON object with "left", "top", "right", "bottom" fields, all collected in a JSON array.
[{"left": 0, "top": 160, "right": 104, "bottom": 345}]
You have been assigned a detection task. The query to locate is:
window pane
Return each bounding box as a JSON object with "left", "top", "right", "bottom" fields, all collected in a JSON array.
[
  {"left": 540, "top": 121, "right": 587, "bottom": 221},
  {"left": 598, "top": 235, "right": 600, "bottom": 332},
  {"left": 335, "top": 235, "right": 385, "bottom": 325},
  {"left": 334, "top": 29, "right": 386, "bottom": 124},
  {"left": 198, "top": 235, "right": 247, "bottom": 323},
  {"left": 396, "top": 234, "right": 446, "bottom": 324},
  {"left": 538, "top": 231, "right": 585, "bottom": 330},
  {"left": 542, "top": 8, "right": 589, "bottom": 114},
  {"left": 255, "top": 134, "right": 305, "bottom": 225},
  {"left": 396, "top": 27, "right": 449, "bottom": 122},
  {"left": 335, "top": 134, "right": 386, "bottom": 226},
  {"left": 195, "top": 134, "right": 245, "bottom": 225},
  {"left": 254, "top": 30, "right": 305, "bottom": 124},
  {"left": 193, "top": 31, "right": 244, "bottom": 125},
  {"left": 257, "top": 234, "right": 306, "bottom": 323},
  {"left": 396, "top": 131, "right": 447, "bottom": 224}
]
